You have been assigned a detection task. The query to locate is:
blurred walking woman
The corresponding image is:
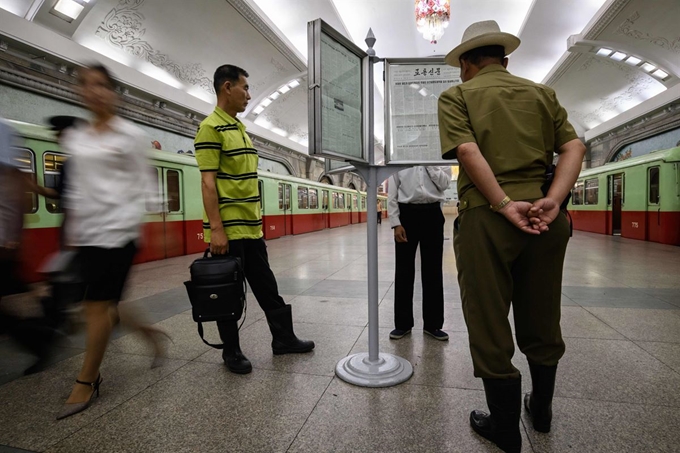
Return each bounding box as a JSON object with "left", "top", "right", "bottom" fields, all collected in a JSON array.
[{"left": 57, "top": 64, "right": 166, "bottom": 420}]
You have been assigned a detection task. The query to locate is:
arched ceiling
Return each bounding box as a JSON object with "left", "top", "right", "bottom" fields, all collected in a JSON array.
[{"left": 0, "top": 0, "right": 678, "bottom": 153}]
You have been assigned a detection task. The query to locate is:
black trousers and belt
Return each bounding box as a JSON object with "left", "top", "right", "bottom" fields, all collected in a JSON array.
[
  {"left": 394, "top": 202, "right": 445, "bottom": 331},
  {"left": 217, "top": 238, "right": 285, "bottom": 338}
]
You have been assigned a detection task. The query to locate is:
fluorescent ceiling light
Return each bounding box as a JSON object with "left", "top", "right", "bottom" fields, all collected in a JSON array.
[
  {"left": 53, "top": 0, "right": 84, "bottom": 19},
  {"left": 288, "top": 80, "right": 300, "bottom": 88},
  {"left": 641, "top": 63, "right": 656, "bottom": 72},
  {"left": 261, "top": 98, "right": 272, "bottom": 107},
  {"left": 596, "top": 48, "right": 613, "bottom": 57},
  {"left": 610, "top": 52, "right": 627, "bottom": 61},
  {"left": 409, "top": 84, "right": 420, "bottom": 90},
  {"left": 278, "top": 85, "right": 290, "bottom": 94},
  {"left": 269, "top": 91, "right": 280, "bottom": 100},
  {"left": 652, "top": 69, "right": 669, "bottom": 79},
  {"left": 271, "top": 127, "right": 287, "bottom": 137},
  {"left": 254, "top": 117, "right": 272, "bottom": 129},
  {"left": 625, "top": 56, "right": 642, "bottom": 65},
  {"left": 253, "top": 105, "right": 265, "bottom": 115},
  {"left": 418, "top": 88, "right": 428, "bottom": 97}
]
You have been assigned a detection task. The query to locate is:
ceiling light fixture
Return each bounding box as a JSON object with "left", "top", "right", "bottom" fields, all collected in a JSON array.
[
  {"left": 596, "top": 48, "right": 613, "bottom": 57},
  {"left": 288, "top": 80, "right": 300, "bottom": 88},
  {"left": 253, "top": 106, "right": 265, "bottom": 115},
  {"left": 278, "top": 85, "right": 290, "bottom": 94},
  {"left": 51, "top": 0, "right": 85, "bottom": 21},
  {"left": 652, "top": 69, "right": 669, "bottom": 80},
  {"left": 269, "top": 91, "right": 280, "bottom": 100},
  {"left": 415, "top": 0, "right": 450, "bottom": 44},
  {"left": 261, "top": 98, "right": 272, "bottom": 107},
  {"left": 610, "top": 51, "right": 627, "bottom": 61},
  {"left": 625, "top": 56, "right": 642, "bottom": 66},
  {"left": 641, "top": 62, "right": 657, "bottom": 72}
]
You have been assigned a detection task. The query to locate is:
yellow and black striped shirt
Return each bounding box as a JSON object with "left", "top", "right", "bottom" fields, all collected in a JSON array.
[{"left": 195, "top": 107, "right": 262, "bottom": 241}]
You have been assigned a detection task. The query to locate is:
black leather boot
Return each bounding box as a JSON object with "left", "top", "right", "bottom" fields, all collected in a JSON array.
[
  {"left": 470, "top": 377, "right": 522, "bottom": 453},
  {"left": 217, "top": 321, "right": 252, "bottom": 374},
  {"left": 266, "top": 305, "right": 315, "bottom": 355},
  {"left": 524, "top": 362, "right": 557, "bottom": 433}
]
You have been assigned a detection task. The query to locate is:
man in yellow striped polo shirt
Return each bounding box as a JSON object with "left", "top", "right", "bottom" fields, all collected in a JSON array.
[{"left": 195, "top": 64, "right": 314, "bottom": 374}]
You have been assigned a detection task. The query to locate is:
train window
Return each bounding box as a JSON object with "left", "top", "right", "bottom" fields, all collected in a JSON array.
[
  {"left": 346, "top": 194, "right": 351, "bottom": 208},
  {"left": 14, "top": 148, "right": 37, "bottom": 213},
  {"left": 648, "top": 167, "right": 660, "bottom": 204},
  {"left": 146, "top": 167, "right": 160, "bottom": 212},
  {"left": 572, "top": 181, "right": 584, "bottom": 205},
  {"left": 43, "top": 152, "right": 67, "bottom": 213},
  {"left": 585, "top": 178, "right": 598, "bottom": 205},
  {"left": 298, "top": 187, "right": 308, "bottom": 209},
  {"left": 353, "top": 195, "right": 358, "bottom": 209},
  {"left": 278, "top": 184, "right": 284, "bottom": 210},
  {"left": 309, "top": 189, "right": 318, "bottom": 209},
  {"left": 166, "top": 170, "right": 181, "bottom": 212},
  {"left": 322, "top": 191, "right": 329, "bottom": 210},
  {"left": 362, "top": 196, "right": 366, "bottom": 210},
  {"left": 258, "top": 180, "right": 264, "bottom": 213}
]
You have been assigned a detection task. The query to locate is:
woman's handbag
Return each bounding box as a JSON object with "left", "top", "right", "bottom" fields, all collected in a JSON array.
[{"left": 184, "top": 249, "right": 246, "bottom": 349}]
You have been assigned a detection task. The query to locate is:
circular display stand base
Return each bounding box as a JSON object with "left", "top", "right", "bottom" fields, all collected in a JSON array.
[{"left": 335, "top": 352, "right": 413, "bottom": 387}]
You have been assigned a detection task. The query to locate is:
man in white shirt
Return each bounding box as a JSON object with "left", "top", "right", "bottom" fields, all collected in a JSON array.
[{"left": 388, "top": 166, "right": 451, "bottom": 341}]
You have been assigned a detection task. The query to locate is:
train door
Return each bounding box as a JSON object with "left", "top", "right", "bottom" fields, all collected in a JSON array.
[
  {"left": 280, "top": 183, "right": 292, "bottom": 235},
  {"left": 646, "top": 166, "right": 661, "bottom": 242},
  {"left": 161, "top": 168, "right": 185, "bottom": 258},
  {"left": 611, "top": 173, "right": 624, "bottom": 235},
  {"left": 351, "top": 194, "right": 359, "bottom": 224},
  {"left": 322, "top": 190, "right": 330, "bottom": 228}
]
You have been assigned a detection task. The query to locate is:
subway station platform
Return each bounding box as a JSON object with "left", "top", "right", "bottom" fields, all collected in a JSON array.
[{"left": 0, "top": 217, "right": 679, "bottom": 453}]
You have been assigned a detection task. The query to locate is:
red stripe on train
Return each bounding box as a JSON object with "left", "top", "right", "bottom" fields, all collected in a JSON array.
[{"left": 571, "top": 210, "right": 680, "bottom": 245}]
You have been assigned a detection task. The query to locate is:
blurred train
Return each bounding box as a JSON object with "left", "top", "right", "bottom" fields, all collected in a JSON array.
[
  {"left": 9, "top": 121, "right": 387, "bottom": 282},
  {"left": 568, "top": 147, "right": 680, "bottom": 246}
]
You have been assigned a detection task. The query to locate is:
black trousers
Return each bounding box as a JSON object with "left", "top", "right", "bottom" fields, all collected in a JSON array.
[
  {"left": 217, "top": 238, "right": 285, "bottom": 339},
  {"left": 394, "top": 202, "right": 445, "bottom": 331}
]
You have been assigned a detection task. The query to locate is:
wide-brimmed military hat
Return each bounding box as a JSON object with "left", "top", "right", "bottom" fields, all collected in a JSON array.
[{"left": 445, "top": 20, "right": 521, "bottom": 68}]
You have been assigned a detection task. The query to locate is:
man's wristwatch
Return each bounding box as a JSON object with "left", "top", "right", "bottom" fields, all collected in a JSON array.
[{"left": 490, "top": 196, "right": 511, "bottom": 212}]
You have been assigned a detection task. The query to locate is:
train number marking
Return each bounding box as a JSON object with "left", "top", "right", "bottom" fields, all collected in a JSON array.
[
  {"left": 631, "top": 222, "right": 639, "bottom": 229},
  {"left": 197, "top": 233, "right": 204, "bottom": 240}
]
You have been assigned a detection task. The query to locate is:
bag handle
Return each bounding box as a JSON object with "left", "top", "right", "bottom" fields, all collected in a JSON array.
[{"left": 197, "top": 322, "right": 224, "bottom": 349}]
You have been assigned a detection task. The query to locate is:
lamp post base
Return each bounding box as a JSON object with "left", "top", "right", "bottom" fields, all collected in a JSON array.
[{"left": 335, "top": 352, "right": 413, "bottom": 388}]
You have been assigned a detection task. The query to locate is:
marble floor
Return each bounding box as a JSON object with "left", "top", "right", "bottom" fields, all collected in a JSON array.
[{"left": 0, "top": 216, "right": 679, "bottom": 452}]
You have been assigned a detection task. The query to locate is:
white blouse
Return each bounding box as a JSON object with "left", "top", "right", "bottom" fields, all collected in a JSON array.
[{"left": 63, "top": 116, "right": 152, "bottom": 248}]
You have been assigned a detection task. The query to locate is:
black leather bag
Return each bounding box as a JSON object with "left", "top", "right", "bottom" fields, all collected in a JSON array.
[{"left": 184, "top": 249, "right": 246, "bottom": 349}]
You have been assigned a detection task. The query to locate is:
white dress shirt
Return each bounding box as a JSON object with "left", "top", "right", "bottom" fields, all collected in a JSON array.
[
  {"left": 63, "top": 116, "right": 153, "bottom": 248},
  {"left": 388, "top": 166, "right": 452, "bottom": 228}
]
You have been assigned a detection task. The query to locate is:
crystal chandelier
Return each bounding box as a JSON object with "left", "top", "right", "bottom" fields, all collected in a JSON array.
[{"left": 415, "top": 0, "right": 450, "bottom": 44}]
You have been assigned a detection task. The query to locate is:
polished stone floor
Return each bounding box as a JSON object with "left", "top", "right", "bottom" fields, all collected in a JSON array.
[{"left": 0, "top": 216, "right": 679, "bottom": 452}]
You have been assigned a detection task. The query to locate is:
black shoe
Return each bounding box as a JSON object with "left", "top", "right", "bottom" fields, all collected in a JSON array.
[
  {"left": 222, "top": 349, "right": 252, "bottom": 374},
  {"left": 470, "top": 378, "right": 522, "bottom": 453},
  {"left": 266, "top": 305, "right": 315, "bottom": 355},
  {"left": 524, "top": 362, "right": 557, "bottom": 433},
  {"left": 217, "top": 320, "right": 252, "bottom": 374}
]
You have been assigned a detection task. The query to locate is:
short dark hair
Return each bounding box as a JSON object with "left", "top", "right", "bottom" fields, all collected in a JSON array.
[
  {"left": 81, "top": 63, "right": 116, "bottom": 89},
  {"left": 459, "top": 45, "right": 505, "bottom": 67},
  {"left": 213, "top": 65, "right": 249, "bottom": 94}
]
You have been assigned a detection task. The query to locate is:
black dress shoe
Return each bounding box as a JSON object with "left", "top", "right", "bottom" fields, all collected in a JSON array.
[{"left": 223, "top": 350, "right": 252, "bottom": 374}]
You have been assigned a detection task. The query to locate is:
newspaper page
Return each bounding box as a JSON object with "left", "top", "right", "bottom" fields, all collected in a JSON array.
[
  {"left": 387, "top": 63, "right": 461, "bottom": 162},
  {"left": 320, "top": 32, "right": 363, "bottom": 160}
]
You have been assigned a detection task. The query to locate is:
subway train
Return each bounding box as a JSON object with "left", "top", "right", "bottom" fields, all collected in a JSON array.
[
  {"left": 9, "top": 121, "right": 387, "bottom": 282},
  {"left": 568, "top": 146, "right": 680, "bottom": 246}
]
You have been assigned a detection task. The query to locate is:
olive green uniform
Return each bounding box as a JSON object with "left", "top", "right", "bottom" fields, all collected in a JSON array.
[{"left": 438, "top": 64, "right": 578, "bottom": 379}]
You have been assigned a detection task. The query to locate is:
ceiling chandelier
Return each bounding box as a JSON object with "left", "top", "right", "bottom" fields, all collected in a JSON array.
[{"left": 415, "top": 0, "right": 450, "bottom": 44}]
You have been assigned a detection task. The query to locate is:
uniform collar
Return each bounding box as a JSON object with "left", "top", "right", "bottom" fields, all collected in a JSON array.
[
  {"left": 214, "top": 106, "right": 242, "bottom": 126},
  {"left": 474, "top": 64, "right": 509, "bottom": 78}
]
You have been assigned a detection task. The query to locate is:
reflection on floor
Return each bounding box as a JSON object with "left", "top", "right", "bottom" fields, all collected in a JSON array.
[{"left": 1, "top": 216, "right": 679, "bottom": 452}]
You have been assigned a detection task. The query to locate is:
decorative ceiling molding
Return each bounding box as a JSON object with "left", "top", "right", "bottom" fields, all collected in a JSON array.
[
  {"left": 96, "top": 0, "right": 214, "bottom": 93},
  {"left": 583, "top": 0, "right": 633, "bottom": 40},
  {"left": 616, "top": 11, "right": 680, "bottom": 53},
  {"left": 543, "top": 52, "right": 581, "bottom": 87},
  {"left": 224, "top": 0, "right": 306, "bottom": 72}
]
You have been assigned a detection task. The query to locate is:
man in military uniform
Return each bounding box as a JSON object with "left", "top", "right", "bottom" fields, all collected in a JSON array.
[
  {"left": 195, "top": 65, "right": 314, "bottom": 375},
  {"left": 438, "top": 21, "right": 586, "bottom": 453}
]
